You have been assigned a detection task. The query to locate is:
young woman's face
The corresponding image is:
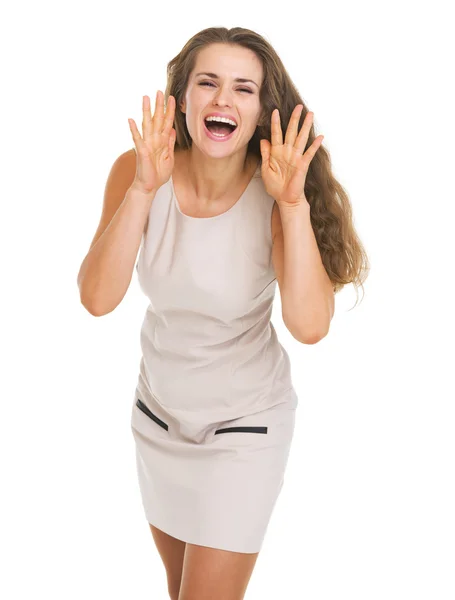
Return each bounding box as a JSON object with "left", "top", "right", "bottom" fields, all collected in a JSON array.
[{"left": 180, "top": 43, "right": 264, "bottom": 157}]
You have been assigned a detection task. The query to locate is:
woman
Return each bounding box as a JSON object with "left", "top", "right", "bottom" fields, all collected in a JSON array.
[{"left": 78, "top": 26, "right": 369, "bottom": 600}]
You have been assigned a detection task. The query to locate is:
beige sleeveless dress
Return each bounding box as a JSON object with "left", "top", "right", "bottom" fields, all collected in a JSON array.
[{"left": 130, "top": 161, "right": 299, "bottom": 553}]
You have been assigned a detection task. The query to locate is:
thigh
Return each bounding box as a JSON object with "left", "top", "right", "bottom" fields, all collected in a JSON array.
[
  {"left": 178, "top": 543, "right": 260, "bottom": 600},
  {"left": 149, "top": 523, "right": 187, "bottom": 599}
]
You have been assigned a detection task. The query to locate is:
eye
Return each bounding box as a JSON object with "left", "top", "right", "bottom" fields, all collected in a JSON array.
[{"left": 199, "top": 82, "right": 252, "bottom": 94}]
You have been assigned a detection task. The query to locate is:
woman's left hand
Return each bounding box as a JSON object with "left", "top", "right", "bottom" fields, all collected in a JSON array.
[{"left": 259, "top": 105, "right": 324, "bottom": 208}]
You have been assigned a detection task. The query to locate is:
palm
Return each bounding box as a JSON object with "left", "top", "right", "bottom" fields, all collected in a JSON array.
[{"left": 260, "top": 106, "right": 324, "bottom": 206}]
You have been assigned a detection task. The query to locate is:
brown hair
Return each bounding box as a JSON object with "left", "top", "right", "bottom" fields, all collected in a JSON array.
[{"left": 164, "top": 26, "right": 370, "bottom": 304}]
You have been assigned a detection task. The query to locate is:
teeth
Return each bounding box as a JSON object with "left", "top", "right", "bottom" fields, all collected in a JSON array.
[{"left": 205, "top": 116, "right": 237, "bottom": 127}]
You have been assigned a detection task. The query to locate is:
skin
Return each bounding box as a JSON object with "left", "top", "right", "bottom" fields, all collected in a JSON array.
[
  {"left": 150, "top": 522, "right": 260, "bottom": 600},
  {"left": 149, "top": 42, "right": 331, "bottom": 598},
  {"left": 151, "top": 44, "right": 266, "bottom": 600},
  {"left": 177, "top": 43, "right": 264, "bottom": 209}
]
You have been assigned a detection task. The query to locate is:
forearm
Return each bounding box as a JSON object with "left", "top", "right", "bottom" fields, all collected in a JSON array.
[
  {"left": 279, "top": 202, "right": 333, "bottom": 341},
  {"left": 77, "top": 186, "right": 155, "bottom": 316}
]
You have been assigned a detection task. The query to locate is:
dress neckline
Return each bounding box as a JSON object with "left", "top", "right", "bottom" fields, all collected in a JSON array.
[{"left": 171, "top": 163, "right": 261, "bottom": 221}]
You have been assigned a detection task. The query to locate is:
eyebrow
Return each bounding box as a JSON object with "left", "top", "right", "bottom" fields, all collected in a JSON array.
[{"left": 195, "top": 72, "right": 259, "bottom": 89}]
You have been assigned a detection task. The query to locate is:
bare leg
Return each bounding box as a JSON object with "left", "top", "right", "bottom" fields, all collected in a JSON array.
[
  {"left": 149, "top": 523, "right": 187, "bottom": 600},
  {"left": 178, "top": 542, "right": 260, "bottom": 600}
]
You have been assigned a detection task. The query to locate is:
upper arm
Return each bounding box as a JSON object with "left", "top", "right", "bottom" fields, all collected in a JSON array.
[{"left": 87, "top": 147, "right": 137, "bottom": 252}]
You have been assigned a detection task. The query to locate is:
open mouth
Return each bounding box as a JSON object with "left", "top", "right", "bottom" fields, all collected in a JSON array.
[{"left": 203, "top": 118, "right": 238, "bottom": 140}]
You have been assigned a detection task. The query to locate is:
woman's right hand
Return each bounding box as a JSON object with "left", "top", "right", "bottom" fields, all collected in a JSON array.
[{"left": 128, "top": 91, "right": 177, "bottom": 194}]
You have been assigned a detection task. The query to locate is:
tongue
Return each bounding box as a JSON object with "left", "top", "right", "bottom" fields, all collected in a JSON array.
[{"left": 206, "top": 122, "right": 233, "bottom": 136}]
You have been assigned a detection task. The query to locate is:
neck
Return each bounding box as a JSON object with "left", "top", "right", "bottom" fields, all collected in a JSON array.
[{"left": 177, "top": 147, "right": 256, "bottom": 204}]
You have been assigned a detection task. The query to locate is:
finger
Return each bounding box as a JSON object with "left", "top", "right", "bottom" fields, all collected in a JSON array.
[
  {"left": 152, "top": 90, "right": 165, "bottom": 134},
  {"left": 162, "top": 95, "right": 176, "bottom": 136},
  {"left": 295, "top": 111, "right": 314, "bottom": 155},
  {"left": 142, "top": 95, "right": 153, "bottom": 139},
  {"left": 168, "top": 128, "right": 177, "bottom": 154},
  {"left": 271, "top": 109, "right": 283, "bottom": 146},
  {"left": 284, "top": 105, "right": 304, "bottom": 147},
  {"left": 302, "top": 135, "right": 324, "bottom": 166},
  {"left": 128, "top": 118, "right": 145, "bottom": 151}
]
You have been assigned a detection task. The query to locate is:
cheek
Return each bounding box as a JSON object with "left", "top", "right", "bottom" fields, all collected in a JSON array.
[
  {"left": 245, "top": 113, "right": 261, "bottom": 133},
  {"left": 185, "top": 99, "right": 206, "bottom": 123}
]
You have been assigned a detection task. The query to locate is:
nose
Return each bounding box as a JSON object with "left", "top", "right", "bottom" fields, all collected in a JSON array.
[{"left": 212, "top": 85, "right": 233, "bottom": 107}]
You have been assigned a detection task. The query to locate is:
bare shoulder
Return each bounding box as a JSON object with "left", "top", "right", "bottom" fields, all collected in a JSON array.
[
  {"left": 103, "top": 147, "right": 137, "bottom": 197},
  {"left": 120, "top": 147, "right": 137, "bottom": 170}
]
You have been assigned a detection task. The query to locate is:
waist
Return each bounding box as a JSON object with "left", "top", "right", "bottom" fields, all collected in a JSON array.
[{"left": 138, "top": 318, "right": 295, "bottom": 415}]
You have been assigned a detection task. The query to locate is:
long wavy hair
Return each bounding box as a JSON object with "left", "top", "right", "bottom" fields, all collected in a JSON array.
[{"left": 164, "top": 26, "right": 370, "bottom": 304}]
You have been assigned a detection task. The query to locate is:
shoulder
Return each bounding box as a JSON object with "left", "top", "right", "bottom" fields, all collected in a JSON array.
[
  {"left": 123, "top": 147, "right": 138, "bottom": 168},
  {"left": 107, "top": 147, "right": 137, "bottom": 184}
]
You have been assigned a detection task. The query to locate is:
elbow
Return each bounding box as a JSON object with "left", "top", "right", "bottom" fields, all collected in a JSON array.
[
  {"left": 80, "top": 296, "right": 106, "bottom": 317},
  {"left": 79, "top": 290, "right": 122, "bottom": 317},
  {"left": 85, "top": 304, "right": 106, "bottom": 317},
  {"left": 78, "top": 286, "right": 109, "bottom": 317},
  {"left": 77, "top": 276, "right": 118, "bottom": 317},
  {"left": 80, "top": 295, "right": 118, "bottom": 316},
  {"left": 293, "top": 328, "right": 328, "bottom": 345},
  {"left": 285, "top": 316, "right": 330, "bottom": 345},
  {"left": 283, "top": 304, "right": 332, "bottom": 345}
]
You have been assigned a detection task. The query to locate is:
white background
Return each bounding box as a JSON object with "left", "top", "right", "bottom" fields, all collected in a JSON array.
[{"left": 2, "top": 1, "right": 454, "bottom": 598}]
